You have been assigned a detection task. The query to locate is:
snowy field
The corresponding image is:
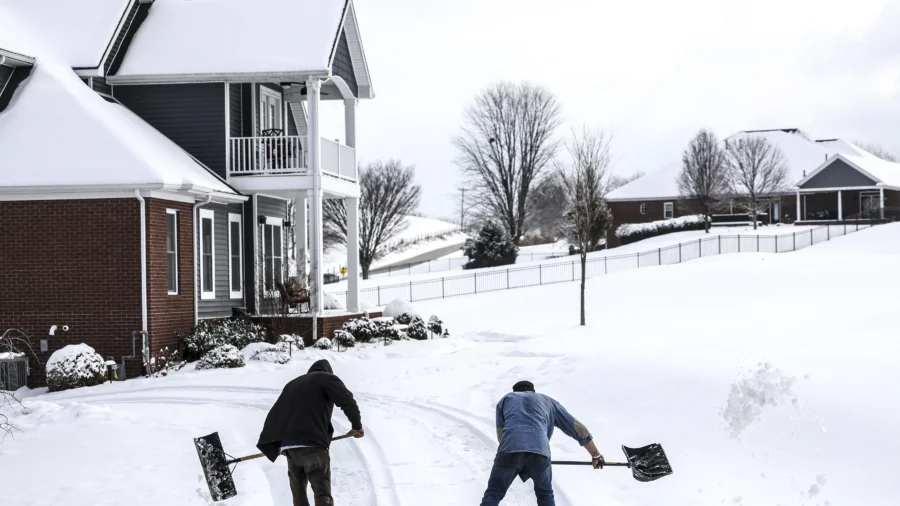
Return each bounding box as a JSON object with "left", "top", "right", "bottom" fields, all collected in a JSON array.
[
  {"left": 3, "top": 224, "right": 899, "bottom": 505},
  {"left": 323, "top": 216, "right": 464, "bottom": 276}
]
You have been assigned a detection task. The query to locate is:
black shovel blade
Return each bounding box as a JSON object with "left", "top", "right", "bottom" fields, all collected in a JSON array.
[
  {"left": 622, "top": 444, "right": 673, "bottom": 482},
  {"left": 194, "top": 432, "right": 238, "bottom": 501}
]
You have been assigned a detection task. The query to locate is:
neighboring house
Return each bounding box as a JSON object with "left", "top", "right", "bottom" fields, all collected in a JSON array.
[
  {"left": 0, "top": 0, "right": 371, "bottom": 380},
  {"left": 606, "top": 128, "right": 900, "bottom": 247}
]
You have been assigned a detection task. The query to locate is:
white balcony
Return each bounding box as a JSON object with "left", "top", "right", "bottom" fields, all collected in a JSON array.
[{"left": 229, "top": 136, "right": 356, "bottom": 180}]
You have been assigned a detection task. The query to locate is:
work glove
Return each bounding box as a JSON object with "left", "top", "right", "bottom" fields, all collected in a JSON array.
[{"left": 592, "top": 454, "right": 605, "bottom": 470}]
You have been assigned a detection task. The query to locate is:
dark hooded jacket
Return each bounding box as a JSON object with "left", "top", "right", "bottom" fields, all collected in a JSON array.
[{"left": 257, "top": 359, "right": 362, "bottom": 462}]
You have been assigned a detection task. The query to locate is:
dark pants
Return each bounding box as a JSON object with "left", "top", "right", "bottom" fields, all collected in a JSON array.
[
  {"left": 480, "top": 452, "right": 554, "bottom": 506},
  {"left": 284, "top": 447, "right": 333, "bottom": 506}
]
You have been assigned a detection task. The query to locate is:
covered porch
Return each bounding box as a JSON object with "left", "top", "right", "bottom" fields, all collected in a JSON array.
[{"left": 794, "top": 188, "right": 899, "bottom": 223}]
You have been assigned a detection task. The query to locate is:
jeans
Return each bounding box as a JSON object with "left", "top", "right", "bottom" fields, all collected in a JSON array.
[
  {"left": 480, "top": 452, "right": 554, "bottom": 506},
  {"left": 284, "top": 447, "right": 333, "bottom": 506}
]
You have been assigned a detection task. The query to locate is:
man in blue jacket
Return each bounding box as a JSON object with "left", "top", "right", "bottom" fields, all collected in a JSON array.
[{"left": 480, "top": 380, "right": 603, "bottom": 506}]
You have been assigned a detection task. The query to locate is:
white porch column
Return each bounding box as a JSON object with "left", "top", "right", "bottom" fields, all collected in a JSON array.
[
  {"left": 796, "top": 191, "right": 801, "bottom": 222},
  {"left": 837, "top": 191, "right": 843, "bottom": 221},
  {"left": 306, "top": 78, "right": 325, "bottom": 316},
  {"left": 347, "top": 197, "right": 361, "bottom": 312},
  {"left": 344, "top": 98, "right": 357, "bottom": 149},
  {"left": 294, "top": 193, "right": 308, "bottom": 283},
  {"left": 880, "top": 187, "right": 885, "bottom": 219}
]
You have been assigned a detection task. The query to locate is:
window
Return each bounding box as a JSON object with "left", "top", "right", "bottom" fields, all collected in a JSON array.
[
  {"left": 199, "top": 209, "right": 215, "bottom": 299},
  {"left": 640, "top": 203, "right": 647, "bottom": 215},
  {"left": 263, "top": 217, "right": 283, "bottom": 292},
  {"left": 664, "top": 202, "right": 674, "bottom": 219},
  {"left": 166, "top": 210, "right": 178, "bottom": 294},
  {"left": 228, "top": 213, "right": 243, "bottom": 299},
  {"left": 259, "top": 87, "right": 283, "bottom": 132}
]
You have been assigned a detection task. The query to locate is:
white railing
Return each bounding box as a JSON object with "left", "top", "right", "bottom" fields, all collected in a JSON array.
[
  {"left": 230, "top": 136, "right": 356, "bottom": 180},
  {"left": 322, "top": 139, "right": 357, "bottom": 180},
  {"left": 230, "top": 136, "right": 306, "bottom": 175}
]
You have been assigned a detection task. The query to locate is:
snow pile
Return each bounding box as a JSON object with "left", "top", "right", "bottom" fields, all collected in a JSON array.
[
  {"left": 324, "top": 294, "right": 345, "bottom": 311},
  {"left": 722, "top": 363, "right": 798, "bottom": 438},
  {"left": 45, "top": 344, "right": 107, "bottom": 392},
  {"left": 315, "top": 338, "right": 333, "bottom": 350},
  {"left": 382, "top": 299, "right": 420, "bottom": 320},
  {"left": 241, "top": 343, "right": 291, "bottom": 365},
  {"left": 195, "top": 345, "right": 245, "bottom": 370},
  {"left": 616, "top": 215, "right": 707, "bottom": 244},
  {"left": 0, "top": 352, "right": 24, "bottom": 360}
]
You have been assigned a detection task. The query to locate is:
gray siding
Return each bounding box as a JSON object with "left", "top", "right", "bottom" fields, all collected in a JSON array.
[
  {"left": 229, "top": 83, "right": 244, "bottom": 137},
  {"left": 332, "top": 31, "right": 358, "bottom": 97},
  {"left": 802, "top": 159, "right": 878, "bottom": 189},
  {"left": 258, "top": 195, "right": 288, "bottom": 220},
  {"left": 198, "top": 203, "right": 246, "bottom": 318},
  {"left": 115, "top": 83, "right": 227, "bottom": 178},
  {"left": 241, "top": 83, "right": 253, "bottom": 136},
  {"left": 287, "top": 106, "right": 298, "bottom": 136}
]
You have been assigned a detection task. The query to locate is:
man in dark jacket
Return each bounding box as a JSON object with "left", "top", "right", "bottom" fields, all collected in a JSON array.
[
  {"left": 257, "top": 359, "right": 363, "bottom": 506},
  {"left": 480, "top": 380, "right": 603, "bottom": 506}
]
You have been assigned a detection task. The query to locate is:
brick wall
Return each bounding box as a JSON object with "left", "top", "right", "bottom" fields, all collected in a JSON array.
[
  {"left": 0, "top": 199, "right": 144, "bottom": 382},
  {"left": 145, "top": 199, "right": 195, "bottom": 357},
  {"left": 607, "top": 198, "right": 698, "bottom": 248}
]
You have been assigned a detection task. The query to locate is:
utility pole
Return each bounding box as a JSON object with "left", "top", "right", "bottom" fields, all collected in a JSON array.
[{"left": 460, "top": 188, "right": 466, "bottom": 227}]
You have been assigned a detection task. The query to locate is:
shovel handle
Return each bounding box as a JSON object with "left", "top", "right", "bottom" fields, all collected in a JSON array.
[
  {"left": 551, "top": 460, "right": 630, "bottom": 467},
  {"left": 227, "top": 432, "right": 357, "bottom": 465}
]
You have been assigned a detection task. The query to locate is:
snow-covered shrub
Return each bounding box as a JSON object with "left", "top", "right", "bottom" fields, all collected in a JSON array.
[
  {"left": 407, "top": 317, "right": 429, "bottom": 341},
  {"left": 46, "top": 344, "right": 108, "bottom": 392},
  {"left": 615, "top": 215, "right": 707, "bottom": 245},
  {"left": 279, "top": 334, "right": 305, "bottom": 352},
  {"left": 183, "top": 318, "right": 266, "bottom": 362},
  {"left": 395, "top": 313, "right": 414, "bottom": 325},
  {"left": 383, "top": 299, "right": 419, "bottom": 320},
  {"left": 342, "top": 317, "right": 380, "bottom": 343},
  {"left": 333, "top": 330, "right": 356, "bottom": 349},
  {"left": 315, "top": 338, "right": 333, "bottom": 350},
  {"left": 324, "top": 294, "right": 345, "bottom": 310},
  {"left": 196, "top": 345, "right": 245, "bottom": 370},
  {"left": 147, "top": 347, "right": 185, "bottom": 378},
  {"left": 241, "top": 343, "right": 291, "bottom": 364},
  {"left": 379, "top": 322, "right": 403, "bottom": 343},
  {"left": 463, "top": 221, "right": 518, "bottom": 269},
  {"left": 427, "top": 315, "right": 444, "bottom": 335},
  {"left": 441, "top": 328, "right": 451, "bottom": 338}
]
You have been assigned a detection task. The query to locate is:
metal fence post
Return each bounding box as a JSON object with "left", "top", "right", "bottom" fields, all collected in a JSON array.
[
  {"left": 810, "top": 228, "right": 813, "bottom": 245},
  {"left": 506, "top": 268, "right": 510, "bottom": 289},
  {"left": 827, "top": 225, "right": 830, "bottom": 240},
  {"left": 539, "top": 264, "right": 543, "bottom": 285},
  {"left": 698, "top": 238, "right": 702, "bottom": 258},
  {"left": 793, "top": 232, "right": 796, "bottom": 250},
  {"left": 738, "top": 235, "right": 741, "bottom": 253},
  {"left": 377, "top": 285, "right": 381, "bottom": 306},
  {"left": 604, "top": 256, "right": 608, "bottom": 275},
  {"left": 441, "top": 277, "right": 445, "bottom": 298},
  {"left": 678, "top": 243, "right": 682, "bottom": 263},
  {"left": 409, "top": 282, "right": 413, "bottom": 301},
  {"left": 475, "top": 272, "right": 478, "bottom": 293},
  {"left": 776, "top": 236, "right": 779, "bottom": 253},
  {"left": 658, "top": 248, "right": 661, "bottom": 265},
  {"left": 757, "top": 235, "right": 760, "bottom": 252},
  {"left": 572, "top": 261, "right": 575, "bottom": 281}
]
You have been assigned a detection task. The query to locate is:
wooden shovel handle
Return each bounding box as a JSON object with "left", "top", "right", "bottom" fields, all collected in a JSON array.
[
  {"left": 229, "top": 432, "right": 356, "bottom": 464},
  {"left": 551, "top": 460, "right": 630, "bottom": 467}
]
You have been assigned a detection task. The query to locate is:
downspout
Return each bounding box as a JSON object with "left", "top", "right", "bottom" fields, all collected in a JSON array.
[
  {"left": 193, "top": 195, "right": 213, "bottom": 325},
  {"left": 134, "top": 190, "right": 149, "bottom": 374}
]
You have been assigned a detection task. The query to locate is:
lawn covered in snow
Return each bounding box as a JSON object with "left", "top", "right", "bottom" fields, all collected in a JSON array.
[{"left": 3, "top": 224, "right": 899, "bottom": 505}]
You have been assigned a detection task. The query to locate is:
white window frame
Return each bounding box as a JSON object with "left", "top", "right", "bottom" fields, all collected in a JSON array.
[
  {"left": 639, "top": 203, "right": 647, "bottom": 215},
  {"left": 166, "top": 209, "right": 179, "bottom": 295},
  {"left": 199, "top": 209, "right": 216, "bottom": 300},
  {"left": 262, "top": 217, "right": 284, "bottom": 293},
  {"left": 228, "top": 213, "right": 243, "bottom": 299},
  {"left": 259, "top": 86, "right": 283, "bottom": 133},
  {"left": 664, "top": 202, "right": 674, "bottom": 219}
]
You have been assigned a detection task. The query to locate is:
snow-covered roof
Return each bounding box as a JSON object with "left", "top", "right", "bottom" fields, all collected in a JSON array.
[
  {"left": 607, "top": 129, "right": 900, "bottom": 201},
  {"left": 0, "top": 7, "right": 242, "bottom": 201},
  {"left": 114, "top": 0, "right": 352, "bottom": 80},
  {"left": 0, "top": 0, "right": 131, "bottom": 68}
]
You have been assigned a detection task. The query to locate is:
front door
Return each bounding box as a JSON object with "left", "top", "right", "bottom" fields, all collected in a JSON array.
[
  {"left": 861, "top": 192, "right": 880, "bottom": 218},
  {"left": 259, "top": 87, "right": 283, "bottom": 134}
]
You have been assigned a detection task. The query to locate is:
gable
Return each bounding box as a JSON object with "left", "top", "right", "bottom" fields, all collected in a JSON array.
[
  {"left": 801, "top": 159, "right": 878, "bottom": 189},
  {"left": 331, "top": 30, "right": 359, "bottom": 97}
]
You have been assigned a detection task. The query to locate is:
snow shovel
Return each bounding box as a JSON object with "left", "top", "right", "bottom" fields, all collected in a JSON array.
[
  {"left": 552, "top": 443, "right": 673, "bottom": 482},
  {"left": 194, "top": 431, "right": 355, "bottom": 501}
]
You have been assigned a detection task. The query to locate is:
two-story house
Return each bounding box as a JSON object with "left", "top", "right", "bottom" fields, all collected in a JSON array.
[{"left": 0, "top": 0, "right": 372, "bottom": 381}]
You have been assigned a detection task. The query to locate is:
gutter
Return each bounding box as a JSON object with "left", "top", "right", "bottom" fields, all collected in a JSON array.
[
  {"left": 193, "top": 195, "right": 213, "bottom": 325},
  {"left": 107, "top": 70, "right": 331, "bottom": 86}
]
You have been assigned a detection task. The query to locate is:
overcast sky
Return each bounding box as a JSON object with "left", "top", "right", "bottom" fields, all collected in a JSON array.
[{"left": 321, "top": 0, "right": 900, "bottom": 220}]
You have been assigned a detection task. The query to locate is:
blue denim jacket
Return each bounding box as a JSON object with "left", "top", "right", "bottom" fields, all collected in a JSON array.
[{"left": 496, "top": 392, "right": 592, "bottom": 458}]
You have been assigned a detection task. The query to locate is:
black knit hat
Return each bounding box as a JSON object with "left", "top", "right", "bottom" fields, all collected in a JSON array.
[{"left": 513, "top": 380, "right": 535, "bottom": 392}]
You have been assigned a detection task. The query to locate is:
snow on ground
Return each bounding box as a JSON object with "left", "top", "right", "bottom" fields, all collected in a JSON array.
[
  {"left": 326, "top": 224, "right": 819, "bottom": 293},
  {"left": 323, "top": 216, "right": 463, "bottom": 276},
  {"left": 3, "top": 224, "right": 899, "bottom": 505}
]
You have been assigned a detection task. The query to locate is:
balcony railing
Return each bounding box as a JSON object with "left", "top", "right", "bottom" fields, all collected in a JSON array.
[{"left": 229, "top": 136, "right": 356, "bottom": 180}]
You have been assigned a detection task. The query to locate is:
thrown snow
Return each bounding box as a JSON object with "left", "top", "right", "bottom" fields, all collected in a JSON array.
[
  {"left": 3, "top": 224, "right": 900, "bottom": 505},
  {"left": 382, "top": 298, "right": 419, "bottom": 319},
  {"left": 722, "top": 363, "right": 798, "bottom": 439}
]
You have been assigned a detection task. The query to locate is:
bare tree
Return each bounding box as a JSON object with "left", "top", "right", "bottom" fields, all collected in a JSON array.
[
  {"left": 454, "top": 81, "right": 562, "bottom": 243},
  {"left": 854, "top": 141, "right": 898, "bottom": 162},
  {"left": 725, "top": 136, "right": 789, "bottom": 230},
  {"left": 677, "top": 129, "right": 730, "bottom": 232},
  {"left": 559, "top": 128, "right": 614, "bottom": 326},
  {"left": 608, "top": 170, "right": 646, "bottom": 192},
  {"left": 324, "top": 160, "right": 421, "bottom": 279},
  {"left": 1, "top": 329, "right": 40, "bottom": 440},
  {"left": 525, "top": 175, "right": 568, "bottom": 238}
]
